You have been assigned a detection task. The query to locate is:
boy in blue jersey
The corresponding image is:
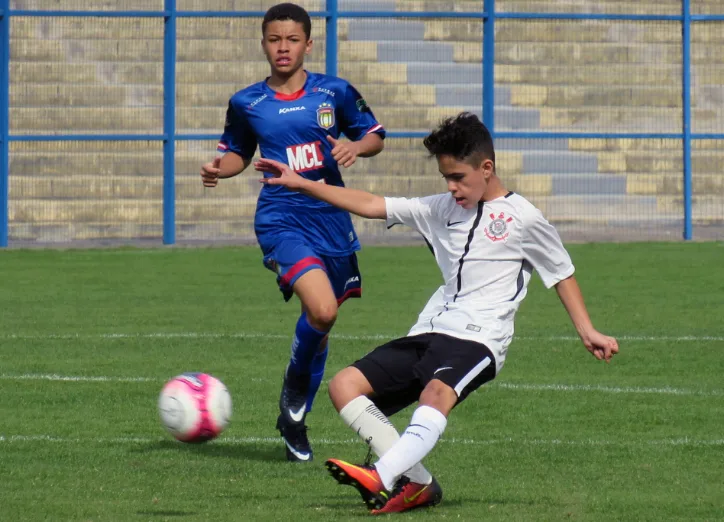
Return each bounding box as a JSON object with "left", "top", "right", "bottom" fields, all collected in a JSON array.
[{"left": 199, "top": 3, "right": 386, "bottom": 462}]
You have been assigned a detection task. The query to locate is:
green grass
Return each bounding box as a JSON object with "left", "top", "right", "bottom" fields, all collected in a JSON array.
[{"left": 1, "top": 243, "right": 723, "bottom": 522}]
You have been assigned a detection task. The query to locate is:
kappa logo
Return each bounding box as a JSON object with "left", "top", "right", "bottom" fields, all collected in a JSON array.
[
  {"left": 344, "top": 276, "right": 360, "bottom": 289},
  {"left": 286, "top": 141, "right": 324, "bottom": 172},
  {"left": 279, "top": 106, "right": 306, "bottom": 115},
  {"left": 485, "top": 212, "right": 513, "bottom": 242}
]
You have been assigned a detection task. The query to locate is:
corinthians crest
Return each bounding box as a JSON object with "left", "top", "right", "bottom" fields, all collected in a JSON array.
[
  {"left": 316, "top": 102, "right": 335, "bottom": 129},
  {"left": 484, "top": 212, "right": 513, "bottom": 242}
]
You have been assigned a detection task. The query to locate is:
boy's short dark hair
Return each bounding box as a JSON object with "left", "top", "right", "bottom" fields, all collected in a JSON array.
[
  {"left": 423, "top": 112, "right": 495, "bottom": 167},
  {"left": 262, "top": 3, "right": 312, "bottom": 40}
]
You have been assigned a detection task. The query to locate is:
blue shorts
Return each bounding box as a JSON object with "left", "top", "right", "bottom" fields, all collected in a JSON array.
[{"left": 262, "top": 238, "right": 362, "bottom": 305}]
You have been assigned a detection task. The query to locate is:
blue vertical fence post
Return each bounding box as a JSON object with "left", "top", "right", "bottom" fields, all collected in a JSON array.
[
  {"left": 325, "top": 0, "right": 338, "bottom": 77},
  {"left": 163, "top": 0, "right": 177, "bottom": 245},
  {"left": 681, "top": 0, "right": 693, "bottom": 240},
  {"left": 483, "top": 0, "right": 495, "bottom": 135},
  {"left": 0, "top": 0, "right": 9, "bottom": 247}
]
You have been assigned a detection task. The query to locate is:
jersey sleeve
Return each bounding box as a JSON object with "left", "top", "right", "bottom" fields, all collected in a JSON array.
[
  {"left": 521, "top": 207, "right": 575, "bottom": 288},
  {"left": 384, "top": 194, "right": 445, "bottom": 239},
  {"left": 217, "top": 100, "right": 257, "bottom": 160},
  {"left": 337, "top": 83, "right": 386, "bottom": 141}
]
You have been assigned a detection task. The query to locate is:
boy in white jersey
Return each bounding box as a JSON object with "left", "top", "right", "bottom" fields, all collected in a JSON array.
[{"left": 254, "top": 112, "right": 619, "bottom": 514}]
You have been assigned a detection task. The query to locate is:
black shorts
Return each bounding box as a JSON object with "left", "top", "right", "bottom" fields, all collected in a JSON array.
[{"left": 351, "top": 332, "right": 497, "bottom": 417}]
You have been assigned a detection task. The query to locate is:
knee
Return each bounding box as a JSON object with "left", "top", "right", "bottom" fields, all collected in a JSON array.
[
  {"left": 419, "top": 380, "right": 457, "bottom": 416},
  {"left": 328, "top": 367, "right": 370, "bottom": 412},
  {"left": 307, "top": 302, "right": 338, "bottom": 331},
  {"left": 328, "top": 368, "right": 353, "bottom": 404}
]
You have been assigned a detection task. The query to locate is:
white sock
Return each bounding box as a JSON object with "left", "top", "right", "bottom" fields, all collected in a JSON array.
[
  {"left": 375, "top": 405, "right": 447, "bottom": 490},
  {"left": 339, "top": 396, "right": 432, "bottom": 485},
  {"left": 340, "top": 396, "right": 398, "bottom": 454}
]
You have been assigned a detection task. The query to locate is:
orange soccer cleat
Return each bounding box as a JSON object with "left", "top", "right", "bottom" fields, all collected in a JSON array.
[
  {"left": 370, "top": 476, "right": 443, "bottom": 514},
  {"left": 325, "top": 458, "right": 387, "bottom": 508},
  {"left": 326, "top": 458, "right": 443, "bottom": 513}
]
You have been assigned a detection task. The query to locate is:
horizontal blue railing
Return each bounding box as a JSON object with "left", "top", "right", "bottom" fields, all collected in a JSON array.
[
  {"left": 0, "top": 1, "right": 721, "bottom": 246},
  {"left": 9, "top": 132, "right": 724, "bottom": 142},
  {"left": 11, "top": 131, "right": 724, "bottom": 141},
  {"left": 496, "top": 13, "right": 682, "bottom": 21},
  {"left": 9, "top": 134, "right": 168, "bottom": 141}
]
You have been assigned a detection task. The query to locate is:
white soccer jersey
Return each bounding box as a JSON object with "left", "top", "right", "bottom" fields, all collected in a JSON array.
[{"left": 385, "top": 191, "right": 575, "bottom": 372}]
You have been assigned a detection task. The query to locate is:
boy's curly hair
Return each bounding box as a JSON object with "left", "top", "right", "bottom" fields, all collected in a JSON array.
[
  {"left": 423, "top": 112, "right": 495, "bottom": 167},
  {"left": 263, "top": 3, "right": 312, "bottom": 40}
]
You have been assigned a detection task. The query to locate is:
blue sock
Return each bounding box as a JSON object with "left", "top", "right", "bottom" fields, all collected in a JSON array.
[
  {"left": 287, "top": 313, "right": 328, "bottom": 377},
  {"left": 306, "top": 345, "right": 328, "bottom": 412}
]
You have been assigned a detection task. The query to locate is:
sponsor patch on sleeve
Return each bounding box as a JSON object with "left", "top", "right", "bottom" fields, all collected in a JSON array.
[{"left": 356, "top": 98, "right": 370, "bottom": 113}]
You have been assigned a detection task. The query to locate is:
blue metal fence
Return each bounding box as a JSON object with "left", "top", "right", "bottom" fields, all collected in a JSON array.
[{"left": 0, "top": 0, "right": 722, "bottom": 246}]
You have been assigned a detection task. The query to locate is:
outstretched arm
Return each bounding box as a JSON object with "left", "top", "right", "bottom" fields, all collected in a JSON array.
[
  {"left": 555, "top": 275, "right": 619, "bottom": 362},
  {"left": 254, "top": 158, "right": 387, "bottom": 219}
]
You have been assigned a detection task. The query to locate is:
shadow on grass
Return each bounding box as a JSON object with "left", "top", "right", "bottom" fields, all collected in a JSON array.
[
  {"left": 476, "top": 495, "right": 562, "bottom": 507},
  {"left": 130, "top": 439, "right": 287, "bottom": 462},
  {"left": 136, "top": 510, "right": 196, "bottom": 517},
  {"left": 307, "top": 500, "right": 465, "bottom": 518},
  {"left": 312, "top": 490, "right": 477, "bottom": 517}
]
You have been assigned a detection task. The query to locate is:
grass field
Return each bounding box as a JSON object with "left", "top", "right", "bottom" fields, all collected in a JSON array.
[{"left": 1, "top": 243, "right": 723, "bottom": 522}]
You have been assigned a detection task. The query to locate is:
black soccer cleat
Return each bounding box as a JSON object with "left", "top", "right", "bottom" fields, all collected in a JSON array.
[
  {"left": 278, "top": 369, "right": 310, "bottom": 426},
  {"left": 277, "top": 370, "right": 312, "bottom": 462},
  {"left": 277, "top": 414, "right": 313, "bottom": 462}
]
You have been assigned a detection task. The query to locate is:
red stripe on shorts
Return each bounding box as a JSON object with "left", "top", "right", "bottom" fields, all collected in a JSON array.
[{"left": 279, "top": 256, "right": 326, "bottom": 288}]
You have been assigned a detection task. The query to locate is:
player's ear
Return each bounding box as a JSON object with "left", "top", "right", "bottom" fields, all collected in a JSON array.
[
  {"left": 481, "top": 158, "right": 494, "bottom": 178},
  {"left": 305, "top": 38, "right": 313, "bottom": 55}
]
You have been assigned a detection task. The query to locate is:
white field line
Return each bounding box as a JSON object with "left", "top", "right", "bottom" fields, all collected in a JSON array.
[
  {"left": 0, "top": 373, "right": 265, "bottom": 384},
  {"left": 1, "top": 373, "right": 722, "bottom": 397},
  {"left": 0, "top": 332, "right": 723, "bottom": 342},
  {"left": 0, "top": 374, "right": 160, "bottom": 383},
  {"left": 497, "top": 382, "right": 724, "bottom": 397},
  {"left": 1, "top": 434, "right": 723, "bottom": 448}
]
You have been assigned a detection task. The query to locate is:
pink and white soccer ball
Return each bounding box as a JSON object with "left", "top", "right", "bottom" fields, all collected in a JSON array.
[{"left": 158, "top": 373, "right": 232, "bottom": 443}]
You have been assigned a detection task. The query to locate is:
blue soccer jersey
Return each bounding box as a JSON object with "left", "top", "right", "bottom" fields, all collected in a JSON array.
[{"left": 217, "top": 72, "right": 386, "bottom": 256}]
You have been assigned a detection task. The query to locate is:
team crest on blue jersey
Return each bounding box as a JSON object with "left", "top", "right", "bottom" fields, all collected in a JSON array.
[
  {"left": 317, "top": 103, "right": 335, "bottom": 129},
  {"left": 485, "top": 212, "right": 513, "bottom": 242}
]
